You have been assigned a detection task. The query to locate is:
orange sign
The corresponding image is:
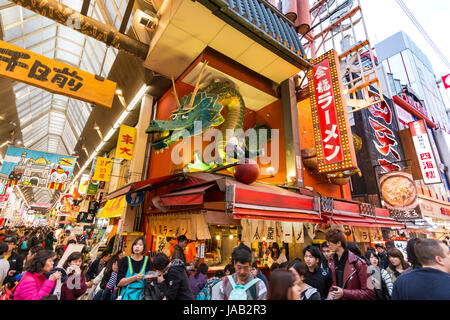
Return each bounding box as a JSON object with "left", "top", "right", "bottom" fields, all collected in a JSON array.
[{"left": 0, "top": 40, "right": 116, "bottom": 108}]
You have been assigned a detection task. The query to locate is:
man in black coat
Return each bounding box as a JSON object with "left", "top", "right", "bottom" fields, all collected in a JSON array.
[
  {"left": 153, "top": 253, "right": 193, "bottom": 300},
  {"left": 3, "top": 236, "right": 24, "bottom": 288}
]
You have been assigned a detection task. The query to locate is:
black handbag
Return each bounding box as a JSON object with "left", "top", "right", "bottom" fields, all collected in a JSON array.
[{"left": 143, "top": 278, "right": 164, "bottom": 300}]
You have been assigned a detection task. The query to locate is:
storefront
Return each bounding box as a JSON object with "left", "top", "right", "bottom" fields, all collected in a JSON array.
[{"left": 417, "top": 196, "right": 450, "bottom": 240}]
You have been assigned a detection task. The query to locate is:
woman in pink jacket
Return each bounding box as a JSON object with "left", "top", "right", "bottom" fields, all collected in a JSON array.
[{"left": 14, "top": 250, "right": 61, "bottom": 300}]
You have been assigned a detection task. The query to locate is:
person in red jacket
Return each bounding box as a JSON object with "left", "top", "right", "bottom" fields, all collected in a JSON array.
[
  {"left": 60, "top": 251, "right": 87, "bottom": 300},
  {"left": 325, "top": 229, "right": 375, "bottom": 300}
]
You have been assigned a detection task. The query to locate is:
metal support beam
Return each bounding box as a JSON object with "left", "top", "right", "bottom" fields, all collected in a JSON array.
[
  {"left": 80, "top": 0, "right": 91, "bottom": 16},
  {"left": 9, "top": 0, "right": 150, "bottom": 59},
  {"left": 119, "top": 0, "right": 135, "bottom": 34}
]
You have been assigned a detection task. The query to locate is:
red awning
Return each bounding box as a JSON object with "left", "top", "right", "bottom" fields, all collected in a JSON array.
[
  {"left": 322, "top": 212, "right": 405, "bottom": 228},
  {"left": 105, "top": 173, "right": 184, "bottom": 200},
  {"left": 159, "top": 183, "right": 217, "bottom": 206}
]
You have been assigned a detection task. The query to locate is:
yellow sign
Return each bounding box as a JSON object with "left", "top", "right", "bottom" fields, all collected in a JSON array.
[
  {"left": 93, "top": 157, "right": 113, "bottom": 181},
  {"left": 0, "top": 40, "right": 116, "bottom": 108},
  {"left": 115, "top": 125, "right": 137, "bottom": 160},
  {"left": 97, "top": 196, "right": 126, "bottom": 219}
]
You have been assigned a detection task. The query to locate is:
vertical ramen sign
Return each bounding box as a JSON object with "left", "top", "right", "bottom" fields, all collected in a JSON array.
[{"left": 308, "top": 50, "right": 357, "bottom": 173}]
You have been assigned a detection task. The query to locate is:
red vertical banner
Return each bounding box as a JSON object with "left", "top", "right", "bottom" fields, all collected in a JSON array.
[{"left": 307, "top": 49, "right": 357, "bottom": 173}]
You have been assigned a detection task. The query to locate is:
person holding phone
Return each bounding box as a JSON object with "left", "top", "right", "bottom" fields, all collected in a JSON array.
[{"left": 325, "top": 229, "right": 375, "bottom": 300}]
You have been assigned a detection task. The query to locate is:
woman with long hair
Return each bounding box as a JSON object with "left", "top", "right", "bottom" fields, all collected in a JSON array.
[
  {"left": 60, "top": 251, "right": 88, "bottom": 300},
  {"left": 268, "top": 243, "right": 287, "bottom": 267},
  {"left": 117, "top": 237, "right": 152, "bottom": 300},
  {"left": 365, "top": 251, "right": 393, "bottom": 299},
  {"left": 13, "top": 250, "right": 61, "bottom": 300},
  {"left": 267, "top": 269, "right": 301, "bottom": 300},
  {"left": 386, "top": 248, "right": 410, "bottom": 283},
  {"left": 189, "top": 263, "right": 208, "bottom": 298},
  {"left": 97, "top": 254, "right": 121, "bottom": 300},
  {"left": 44, "top": 231, "right": 56, "bottom": 251}
]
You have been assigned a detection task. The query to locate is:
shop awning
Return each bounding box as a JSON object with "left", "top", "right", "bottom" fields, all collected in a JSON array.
[
  {"left": 97, "top": 196, "right": 126, "bottom": 219},
  {"left": 321, "top": 199, "right": 406, "bottom": 228},
  {"left": 159, "top": 182, "right": 217, "bottom": 206},
  {"left": 105, "top": 173, "right": 185, "bottom": 201}
]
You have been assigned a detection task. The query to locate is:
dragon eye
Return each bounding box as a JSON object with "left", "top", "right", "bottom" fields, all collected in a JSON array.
[
  {"left": 181, "top": 114, "right": 188, "bottom": 120},
  {"left": 170, "top": 114, "right": 178, "bottom": 120}
]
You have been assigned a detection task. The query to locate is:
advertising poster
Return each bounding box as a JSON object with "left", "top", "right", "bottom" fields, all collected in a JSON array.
[{"left": 0, "top": 146, "right": 76, "bottom": 192}]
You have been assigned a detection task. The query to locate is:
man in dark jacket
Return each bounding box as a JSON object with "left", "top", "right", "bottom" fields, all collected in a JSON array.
[
  {"left": 303, "top": 245, "right": 332, "bottom": 299},
  {"left": 153, "top": 253, "right": 194, "bottom": 300},
  {"left": 3, "top": 236, "right": 23, "bottom": 288},
  {"left": 325, "top": 229, "right": 375, "bottom": 300},
  {"left": 392, "top": 239, "right": 450, "bottom": 300},
  {"left": 171, "top": 235, "right": 194, "bottom": 271},
  {"left": 375, "top": 244, "right": 389, "bottom": 269}
]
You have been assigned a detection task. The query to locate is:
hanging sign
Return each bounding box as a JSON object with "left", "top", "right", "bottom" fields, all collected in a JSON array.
[
  {"left": 87, "top": 184, "right": 99, "bottom": 195},
  {"left": 79, "top": 174, "right": 90, "bottom": 195},
  {"left": 0, "top": 146, "right": 76, "bottom": 191},
  {"left": 126, "top": 191, "right": 145, "bottom": 206},
  {"left": 292, "top": 222, "right": 304, "bottom": 244},
  {"left": 92, "top": 157, "right": 113, "bottom": 182},
  {"left": 307, "top": 49, "right": 357, "bottom": 173},
  {"left": 0, "top": 40, "right": 116, "bottom": 108},
  {"left": 0, "top": 184, "right": 7, "bottom": 196},
  {"left": 115, "top": 125, "right": 137, "bottom": 160},
  {"left": 410, "top": 120, "right": 441, "bottom": 184}
]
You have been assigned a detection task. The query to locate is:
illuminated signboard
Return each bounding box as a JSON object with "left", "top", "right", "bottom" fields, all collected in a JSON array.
[
  {"left": 0, "top": 40, "right": 116, "bottom": 109},
  {"left": 410, "top": 119, "right": 441, "bottom": 184},
  {"left": 308, "top": 49, "right": 357, "bottom": 173},
  {"left": 368, "top": 100, "right": 402, "bottom": 172},
  {"left": 93, "top": 157, "right": 113, "bottom": 182}
]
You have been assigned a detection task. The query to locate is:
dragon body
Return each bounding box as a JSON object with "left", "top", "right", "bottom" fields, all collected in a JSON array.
[{"left": 146, "top": 80, "right": 247, "bottom": 164}]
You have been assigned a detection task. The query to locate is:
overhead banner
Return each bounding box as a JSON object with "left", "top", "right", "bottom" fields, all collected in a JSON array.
[
  {"left": 92, "top": 157, "right": 113, "bottom": 182},
  {"left": 410, "top": 120, "right": 442, "bottom": 185},
  {"left": 115, "top": 125, "right": 137, "bottom": 160},
  {"left": 307, "top": 49, "right": 357, "bottom": 173},
  {"left": 97, "top": 196, "right": 126, "bottom": 219},
  {"left": 0, "top": 146, "right": 76, "bottom": 191},
  {"left": 0, "top": 40, "right": 116, "bottom": 108}
]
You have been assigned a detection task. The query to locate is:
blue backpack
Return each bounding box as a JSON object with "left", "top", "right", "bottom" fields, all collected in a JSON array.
[
  {"left": 20, "top": 239, "right": 28, "bottom": 250},
  {"left": 196, "top": 278, "right": 221, "bottom": 300},
  {"left": 119, "top": 256, "right": 149, "bottom": 300}
]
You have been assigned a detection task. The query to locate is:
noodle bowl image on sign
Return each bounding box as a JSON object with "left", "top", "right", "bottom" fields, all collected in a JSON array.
[{"left": 379, "top": 171, "right": 417, "bottom": 210}]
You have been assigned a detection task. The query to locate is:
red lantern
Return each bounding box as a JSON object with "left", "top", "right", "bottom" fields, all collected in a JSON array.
[{"left": 234, "top": 159, "right": 260, "bottom": 184}]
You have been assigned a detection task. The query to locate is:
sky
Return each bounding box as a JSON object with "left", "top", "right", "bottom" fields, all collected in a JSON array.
[{"left": 360, "top": 0, "right": 450, "bottom": 109}]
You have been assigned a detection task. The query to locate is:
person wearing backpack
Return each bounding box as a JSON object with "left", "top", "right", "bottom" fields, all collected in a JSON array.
[
  {"left": 198, "top": 270, "right": 224, "bottom": 300},
  {"left": 153, "top": 253, "right": 194, "bottom": 300},
  {"left": 217, "top": 243, "right": 267, "bottom": 300},
  {"left": 117, "top": 237, "right": 152, "bottom": 300},
  {"left": 18, "top": 231, "right": 31, "bottom": 257},
  {"left": 189, "top": 263, "right": 208, "bottom": 298}
]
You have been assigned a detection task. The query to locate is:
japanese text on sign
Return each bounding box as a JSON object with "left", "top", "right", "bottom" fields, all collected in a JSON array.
[
  {"left": 0, "top": 40, "right": 116, "bottom": 108},
  {"left": 410, "top": 120, "right": 441, "bottom": 184},
  {"left": 308, "top": 50, "right": 356, "bottom": 173},
  {"left": 115, "top": 125, "right": 137, "bottom": 160},
  {"left": 92, "top": 157, "right": 113, "bottom": 182}
]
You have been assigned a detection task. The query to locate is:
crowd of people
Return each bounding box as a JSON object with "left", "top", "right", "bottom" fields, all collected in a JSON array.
[{"left": 0, "top": 225, "right": 449, "bottom": 300}]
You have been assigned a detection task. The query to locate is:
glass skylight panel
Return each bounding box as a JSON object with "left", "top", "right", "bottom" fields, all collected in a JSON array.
[
  {"left": 4, "top": 25, "right": 22, "bottom": 42},
  {"left": 21, "top": 6, "right": 35, "bottom": 19},
  {"left": 23, "top": 16, "right": 42, "bottom": 34},
  {"left": 1, "top": 6, "right": 20, "bottom": 27},
  {"left": 57, "top": 38, "right": 83, "bottom": 57}
]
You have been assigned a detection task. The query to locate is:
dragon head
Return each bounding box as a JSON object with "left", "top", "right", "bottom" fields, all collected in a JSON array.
[{"left": 146, "top": 91, "right": 224, "bottom": 151}]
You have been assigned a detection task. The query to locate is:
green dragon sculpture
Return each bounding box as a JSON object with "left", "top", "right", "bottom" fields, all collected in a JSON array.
[{"left": 146, "top": 69, "right": 268, "bottom": 170}]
